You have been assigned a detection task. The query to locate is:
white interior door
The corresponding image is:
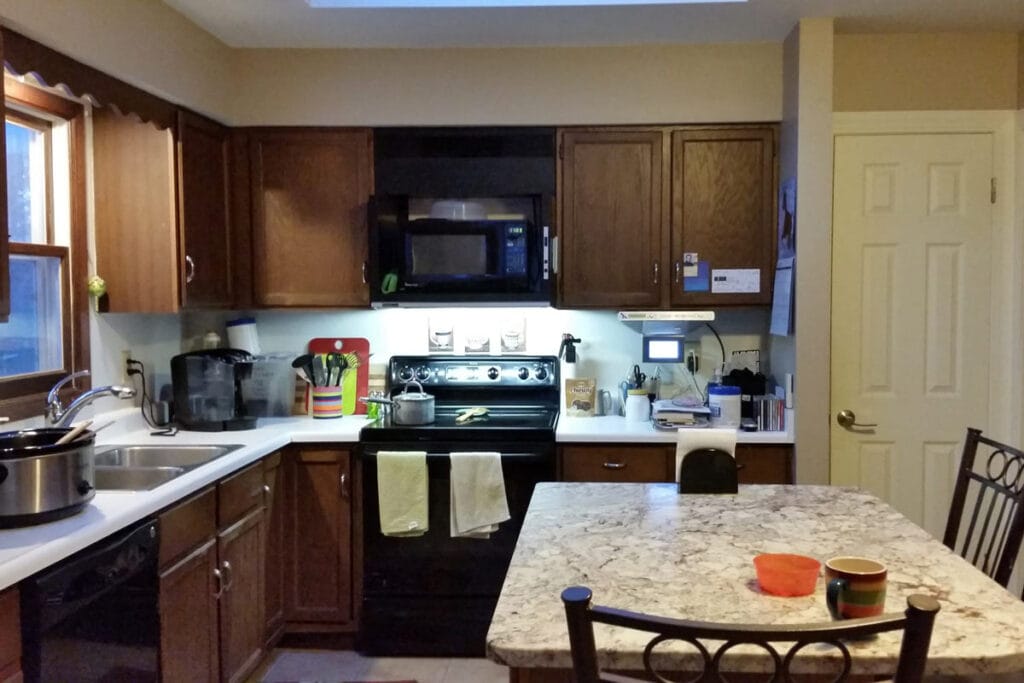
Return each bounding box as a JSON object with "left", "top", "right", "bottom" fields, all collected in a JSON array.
[{"left": 830, "top": 133, "right": 994, "bottom": 539}]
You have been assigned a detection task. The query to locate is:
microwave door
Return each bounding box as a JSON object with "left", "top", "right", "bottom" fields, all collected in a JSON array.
[{"left": 403, "top": 220, "right": 505, "bottom": 288}]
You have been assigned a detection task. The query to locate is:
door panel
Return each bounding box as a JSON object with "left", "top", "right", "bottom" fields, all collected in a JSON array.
[
  {"left": 218, "top": 508, "right": 264, "bottom": 683},
  {"left": 830, "top": 133, "right": 993, "bottom": 538}
]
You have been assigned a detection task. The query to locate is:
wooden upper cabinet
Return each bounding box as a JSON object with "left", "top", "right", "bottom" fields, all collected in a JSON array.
[
  {"left": 249, "top": 129, "right": 372, "bottom": 307},
  {"left": 177, "top": 110, "right": 233, "bottom": 308},
  {"left": 558, "top": 129, "right": 667, "bottom": 308},
  {"left": 669, "top": 127, "right": 776, "bottom": 307},
  {"left": 0, "top": 31, "right": 10, "bottom": 322},
  {"left": 93, "top": 108, "right": 178, "bottom": 312},
  {"left": 93, "top": 107, "right": 237, "bottom": 312}
]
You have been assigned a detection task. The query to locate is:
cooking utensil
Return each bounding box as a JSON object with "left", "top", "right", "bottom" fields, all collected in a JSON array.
[
  {"left": 455, "top": 406, "right": 489, "bottom": 424},
  {"left": 292, "top": 354, "right": 315, "bottom": 386},
  {"left": 632, "top": 364, "right": 647, "bottom": 389},
  {"left": 55, "top": 421, "right": 93, "bottom": 445},
  {"left": 309, "top": 338, "right": 371, "bottom": 415},
  {"left": 312, "top": 354, "right": 327, "bottom": 386},
  {"left": 361, "top": 380, "right": 435, "bottom": 425},
  {"left": 0, "top": 428, "right": 96, "bottom": 527}
]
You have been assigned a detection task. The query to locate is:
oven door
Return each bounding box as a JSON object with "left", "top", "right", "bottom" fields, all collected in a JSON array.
[{"left": 357, "top": 442, "right": 555, "bottom": 656}]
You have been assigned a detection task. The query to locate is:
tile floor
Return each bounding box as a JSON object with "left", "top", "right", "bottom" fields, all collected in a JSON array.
[{"left": 255, "top": 649, "right": 509, "bottom": 683}]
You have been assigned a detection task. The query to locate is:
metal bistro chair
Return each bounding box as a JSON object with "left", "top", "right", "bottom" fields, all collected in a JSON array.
[
  {"left": 942, "top": 427, "right": 1024, "bottom": 588},
  {"left": 562, "top": 586, "right": 940, "bottom": 683}
]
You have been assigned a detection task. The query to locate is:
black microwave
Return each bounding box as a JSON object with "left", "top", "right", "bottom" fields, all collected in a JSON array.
[{"left": 368, "top": 195, "right": 552, "bottom": 307}]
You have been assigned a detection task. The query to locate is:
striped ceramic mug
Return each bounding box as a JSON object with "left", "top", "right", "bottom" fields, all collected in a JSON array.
[{"left": 825, "top": 556, "right": 887, "bottom": 619}]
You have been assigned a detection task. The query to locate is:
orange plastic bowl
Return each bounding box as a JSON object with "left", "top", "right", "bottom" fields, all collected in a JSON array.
[{"left": 753, "top": 553, "right": 821, "bottom": 597}]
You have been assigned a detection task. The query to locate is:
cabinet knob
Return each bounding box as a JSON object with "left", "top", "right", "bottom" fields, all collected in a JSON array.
[
  {"left": 652, "top": 261, "right": 660, "bottom": 285},
  {"left": 185, "top": 255, "right": 196, "bottom": 284},
  {"left": 674, "top": 261, "right": 681, "bottom": 283},
  {"left": 361, "top": 262, "right": 367, "bottom": 284},
  {"left": 340, "top": 472, "right": 349, "bottom": 498},
  {"left": 221, "top": 561, "right": 234, "bottom": 592},
  {"left": 263, "top": 484, "right": 271, "bottom": 494}
]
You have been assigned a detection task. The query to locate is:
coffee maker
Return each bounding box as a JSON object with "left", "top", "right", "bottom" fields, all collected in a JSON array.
[{"left": 170, "top": 349, "right": 257, "bottom": 431}]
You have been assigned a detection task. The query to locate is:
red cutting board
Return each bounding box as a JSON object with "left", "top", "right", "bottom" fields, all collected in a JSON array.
[{"left": 308, "top": 337, "right": 371, "bottom": 415}]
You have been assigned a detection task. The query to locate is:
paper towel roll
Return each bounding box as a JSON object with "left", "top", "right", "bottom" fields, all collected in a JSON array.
[{"left": 675, "top": 428, "right": 737, "bottom": 483}]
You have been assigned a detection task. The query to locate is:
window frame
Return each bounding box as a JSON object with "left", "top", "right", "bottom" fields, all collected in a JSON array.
[{"left": 0, "top": 78, "right": 89, "bottom": 420}]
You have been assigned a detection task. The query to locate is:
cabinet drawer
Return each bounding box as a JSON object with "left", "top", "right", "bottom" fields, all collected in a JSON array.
[
  {"left": 159, "top": 487, "right": 216, "bottom": 568},
  {"left": 561, "top": 446, "right": 673, "bottom": 482},
  {"left": 735, "top": 445, "right": 793, "bottom": 484},
  {"left": 218, "top": 462, "right": 266, "bottom": 527}
]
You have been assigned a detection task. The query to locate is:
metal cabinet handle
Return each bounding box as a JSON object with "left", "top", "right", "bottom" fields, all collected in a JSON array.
[
  {"left": 185, "top": 255, "right": 195, "bottom": 284},
  {"left": 673, "top": 261, "right": 681, "bottom": 283},
  {"left": 602, "top": 462, "right": 626, "bottom": 470},
  {"left": 836, "top": 409, "right": 877, "bottom": 429},
  {"left": 652, "top": 261, "right": 659, "bottom": 285},
  {"left": 221, "top": 561, "right": 233, "bottom": 592},
  {"left": 212, "top": 567, "right": 224, "bottom": 599},
  {"left": 263, "top": 484, "right": 271, "bottom": 494},
  {"left": 362, "top": 262, "right": 367, "bottom": 284},
  {"left": 340, "top": 472, "right": 349, "bottom": 498}
]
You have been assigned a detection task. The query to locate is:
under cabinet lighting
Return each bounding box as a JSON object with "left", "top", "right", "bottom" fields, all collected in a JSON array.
[{"left": 309, "top": 0, "right": 743, "bottom": 7}]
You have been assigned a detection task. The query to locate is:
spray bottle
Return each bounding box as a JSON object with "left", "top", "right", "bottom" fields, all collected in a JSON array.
[{"left": 559, "top": 333, "right": 582, "bottom": 380}]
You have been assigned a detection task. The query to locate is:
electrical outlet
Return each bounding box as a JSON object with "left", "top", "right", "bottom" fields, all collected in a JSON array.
[
  {"left": 121, "top": 350, "right": 133, "bottom": 384},
  {"left": 684, "top": 341, "right": 701, "bottom": 373}
]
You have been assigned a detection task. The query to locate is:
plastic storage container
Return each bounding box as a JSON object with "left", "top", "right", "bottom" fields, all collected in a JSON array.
[
  {"left": 708, "top": 385, "right": 741, "bottom": 427},
  {"left": 240, "top": 353, "right": 295, "bottom": 417},
  {"left": 624, "top": 389, "right": 651, "bottom": 422}
]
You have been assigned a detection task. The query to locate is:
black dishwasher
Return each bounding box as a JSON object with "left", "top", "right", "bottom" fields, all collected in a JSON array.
[{"left": 21, "top": 518, "right": 160, "bottom": 683}]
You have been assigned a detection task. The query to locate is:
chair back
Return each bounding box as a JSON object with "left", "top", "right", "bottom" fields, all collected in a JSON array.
[
  {"left": 677, "top": 447, "right": 738, "bottom": 494},
  {"left": 561, "top": 586, "right": 940, "bottom": 683},
  {"left": 942, "top": 427, "right": 1024, "bottom": 587}
]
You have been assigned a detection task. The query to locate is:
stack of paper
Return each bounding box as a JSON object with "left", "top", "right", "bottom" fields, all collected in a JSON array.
[{"left": 652, "top": 400, "right": 710, "bottom": 427}]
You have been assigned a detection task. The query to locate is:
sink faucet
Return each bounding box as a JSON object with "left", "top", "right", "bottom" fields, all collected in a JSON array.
[{"left": 46, "top": 370, "right": 136, "bottom": 427}]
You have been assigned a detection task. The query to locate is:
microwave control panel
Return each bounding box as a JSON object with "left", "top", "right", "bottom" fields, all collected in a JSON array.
[{"left": 502, "top": 224, "right": 528, "bottom": 276}]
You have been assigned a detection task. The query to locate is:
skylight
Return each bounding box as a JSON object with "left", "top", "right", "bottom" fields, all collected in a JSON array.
[{"left": 309, "top": 0, "right": 743, "bottom": 7}]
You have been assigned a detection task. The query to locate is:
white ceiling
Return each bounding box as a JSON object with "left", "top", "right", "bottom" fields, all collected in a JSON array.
[{"left": 162, "top": 0, "right": 1024, "bottom": 49}]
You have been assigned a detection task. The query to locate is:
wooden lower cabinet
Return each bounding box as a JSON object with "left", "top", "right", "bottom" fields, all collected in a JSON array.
[
  {"left": 284, "top": 447, "right": 355, "bottom": 629},
  {"left": 263, "top": 453, "right": 285, "bottom": 646},
  {"left": 218, "top": 508, "right": 265, "bottom": 683},
  {"left": 559, "top": 443, "right": 793, "bottom": 484},
  {"left": 159, "top": 539, "right": 220, "bottom": 683},
  {"left": 158, "top": 454, "right": 279, "bottom": 683},
  {"left": 0, "top": 587, "right": 21, "bottom": 683}
]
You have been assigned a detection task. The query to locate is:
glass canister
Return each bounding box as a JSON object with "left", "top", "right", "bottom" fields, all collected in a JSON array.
[{"left": 624, "top": 389, "right": 651, "bottom": 422}]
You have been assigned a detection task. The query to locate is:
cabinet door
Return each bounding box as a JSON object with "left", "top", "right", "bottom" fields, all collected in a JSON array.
[
  {"left": 285, "top": 448, "right": 353, "bottom": 625},
  {"left": 93, "top": 108, "right": 178, "bottom": 312},
  {"left": 218, "top": 508, "right": 265, "bottom": 683},
  {"left": 560, "top": 445, "right": 673, "bottom": 482},
  {"left": 250, "top": 129, "right": 372, "bottom": 307},
  {"left": 177, "top": 110, "right": 233, "bottom": 308},
  {"left": 735, "top": 444, "right": 793, "bottom": 484},
  {"left": 558, "top": 129, "right": 667, "bottom": 308},
  {"left": 159, "top": 539, "right": 219, "bottom": 683},
  {"left": 263, "top": 452, "right": 285, "bottom": 646},
  {"left": 669, "top": 127, "right": 776, "bottom": 307}
]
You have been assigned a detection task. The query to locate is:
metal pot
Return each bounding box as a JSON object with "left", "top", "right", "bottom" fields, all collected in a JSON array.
[
  {"left": 0, "top": 428, "right": 96, "bottom": 527},
  {"left": 363, "top": 380, "right": 436, "bottom": 425}
]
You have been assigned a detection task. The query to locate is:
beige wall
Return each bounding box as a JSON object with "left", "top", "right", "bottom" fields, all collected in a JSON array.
[
  {"left": 790, "top": 18, "right": 834, "bottom": 485},
  {"left": 0, "top": 0, "right": 235, "bottom": 120},
  {"left": 229, "top": 44, "right": 782, "bottom": 126},
  {"left": 834, "top": 33, "right": 1019, "bottom": 112}
]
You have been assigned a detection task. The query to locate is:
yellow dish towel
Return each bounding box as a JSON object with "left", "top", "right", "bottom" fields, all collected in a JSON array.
[
  {"left": 377, "top": 451, "right": 428, "bottom": 537},
  {"left": 450, "top": 452, "right": 510, "bottom": 539}
]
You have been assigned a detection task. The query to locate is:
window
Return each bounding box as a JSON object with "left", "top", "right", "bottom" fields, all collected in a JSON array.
[{"left": 0, "top": 78, "right": 89, "bottom": 419}]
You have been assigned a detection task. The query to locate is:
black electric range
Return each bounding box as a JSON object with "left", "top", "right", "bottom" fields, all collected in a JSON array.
[{"left": 357, "top": 355, "right": 559, "bottom": 656}]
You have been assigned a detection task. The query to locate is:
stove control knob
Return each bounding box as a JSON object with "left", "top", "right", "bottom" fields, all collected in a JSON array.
[
  {"left": 487, "top": 367, "right": 500, "bottom": 380},
  {"left": 534, "top": 366, "right": 548, "bottom": 381},
  {"left": 398, "top": 366, "right": 413, "bottom": 382},
  {"left": 518, "top": 367, "right": 530, "bottom": 380},
  {"left": 415, "top": 367, "right": 430, "bottom": 381}
]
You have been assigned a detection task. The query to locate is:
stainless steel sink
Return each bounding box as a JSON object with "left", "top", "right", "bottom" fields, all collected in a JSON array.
[
  {"left": 94, "top": 444, "right": 242, "bottom": 470},
  {"left": 94, "top": 465, "right": 187, "bottom": 491},
  {"left": 93, "top": 444, "right": 243, "bottom": 490}
]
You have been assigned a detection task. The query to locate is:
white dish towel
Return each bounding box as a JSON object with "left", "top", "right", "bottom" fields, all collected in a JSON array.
[
  {"left": 675, "top": 428, "right": 737, "bottom": 483},
  {"left": 450, "top": 452, "right": 510, "bottom": 539}
]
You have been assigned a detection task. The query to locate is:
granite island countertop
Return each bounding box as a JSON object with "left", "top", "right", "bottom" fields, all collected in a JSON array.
[{"left": 486, "top": 483, "right": 1024, "bottom": 678}]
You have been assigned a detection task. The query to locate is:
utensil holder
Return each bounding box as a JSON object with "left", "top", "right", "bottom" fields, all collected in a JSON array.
[{"left": 311, "top": 386, "right": 344, "bottom": 419}]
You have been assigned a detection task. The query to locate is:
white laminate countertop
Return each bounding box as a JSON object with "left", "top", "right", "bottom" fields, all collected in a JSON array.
[
  {"left": 0, "top": 408, "right": 790, "bottom": 591},
  {"left": 486, "top": 483, "right": 1024, "bottom": 678},
  {"left": 556, "top": 410, "right": 793, "bottom": 444}
]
